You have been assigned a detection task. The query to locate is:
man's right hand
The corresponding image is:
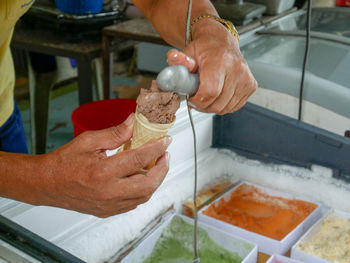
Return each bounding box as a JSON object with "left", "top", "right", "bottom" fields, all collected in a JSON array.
[{"left": 38, "top": 114, "right": 171, "bottom": 218}]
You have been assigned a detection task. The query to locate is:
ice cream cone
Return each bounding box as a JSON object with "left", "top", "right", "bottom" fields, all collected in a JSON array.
[
  {"left": 119, "top": 109, "right": 175, "bottom": 171},
  {"left": 130, "top": 109, "right": 175, "bottom": 149}
]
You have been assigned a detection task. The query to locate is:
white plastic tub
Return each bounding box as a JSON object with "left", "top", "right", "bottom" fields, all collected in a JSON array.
[
  {"left": 291, "top": 209, "right": 350, "bottom": 263},
  {"left": 267, "top": 254, "right": 303, "bottom": 263},
  {"left": 198, "top": 182, "right": 322, "bottom": 256},
  {"left": 121, "top": 213, "right": 258, "bottom": 263}
]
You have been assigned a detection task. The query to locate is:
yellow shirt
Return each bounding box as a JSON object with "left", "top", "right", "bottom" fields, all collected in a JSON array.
[{"left": 0, "top": 0, "right": 33, "bottom": 126}]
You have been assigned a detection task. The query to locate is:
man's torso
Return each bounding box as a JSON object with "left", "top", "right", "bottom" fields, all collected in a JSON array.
[{"left": 0, "top": 0, "right": 33, "bottom": 126}]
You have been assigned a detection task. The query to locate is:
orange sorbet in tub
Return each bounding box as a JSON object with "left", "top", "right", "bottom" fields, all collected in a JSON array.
[{"left": 203, "top": 184, "right": 317, "bottom": 240}]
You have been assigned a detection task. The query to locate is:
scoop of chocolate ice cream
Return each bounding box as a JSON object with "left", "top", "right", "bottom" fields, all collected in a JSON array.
[{"left": 136, "top": 81, "right": 180, "bottom": 124}]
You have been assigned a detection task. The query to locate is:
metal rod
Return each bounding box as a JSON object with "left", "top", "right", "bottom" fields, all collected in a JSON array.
[
  {"left": 185, "top": 0, "right": 200, "bottom": 261},
  {"left": 298, "top": 0, "right": 312, "bottom": 121},
  {"left": 0, "top": 215, "right": 83, "bottom": 263},
  {"left": 256, "top": 30, "right": 350, "bottom": 46},
  {"left": 187, "top": 96, "right": 199, "bottom": 262}
]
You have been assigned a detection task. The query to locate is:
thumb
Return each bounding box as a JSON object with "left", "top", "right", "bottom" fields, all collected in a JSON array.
[
  {"left": 89, "top": 113, "right": 135, "bottom": 150},
  {"left": 167, "top": 49, "right": 198, "bottom": 73}
]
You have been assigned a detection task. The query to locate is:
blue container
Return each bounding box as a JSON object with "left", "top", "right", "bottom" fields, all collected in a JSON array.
[{"left": 56, "top": 0, "right": 104, "bottom": 15}]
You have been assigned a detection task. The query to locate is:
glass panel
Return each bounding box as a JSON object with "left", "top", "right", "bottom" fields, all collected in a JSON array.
[
  {"left": 241, "top": 34, "right": 350, "bottom": 136},
  {"left": 266, "top": 8, "right": 350, "bottom": 39}
]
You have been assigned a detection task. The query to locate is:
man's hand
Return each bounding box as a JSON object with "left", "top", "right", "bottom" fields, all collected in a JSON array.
[
  {"left": 131, "top": 0, "right": 257, "bottom": 114},
  {"left": 167, "top": 19, "right": 257, "bottom": 115},
  {"left": 38, "top": 114, "right": 171, "bottom": 218}
]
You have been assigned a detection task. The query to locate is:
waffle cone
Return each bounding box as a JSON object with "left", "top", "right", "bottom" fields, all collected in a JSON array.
[{"left": 130, "top": 110, "right": 175, "bottom": 149}]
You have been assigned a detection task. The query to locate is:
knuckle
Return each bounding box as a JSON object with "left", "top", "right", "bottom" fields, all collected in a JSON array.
[
  {"left": 218, "top": 108, "right": 229, "bottom": 115},
  {"left": 94, "top": 191, "right": 109, "bottom": 202},
  {"left": 230, "top": 105, "right": 238, "bottom": 113},
  {"left": 118, "top": 207, "right": 135, "bottom": 215},
  {"left": 234, "top": 60, "right": 244, "bottom": 73},
  {"left": 145, "top": 194, "right": 153, "bottom": 202},
  {"left": 222, "top": 52, "right": 234, "bottom": 65},
  {"left": 97, "top": 213, "right": 109, "bottom": 218},
  {"left": 143, "top": 194, "right": 152, "bottom": 203},
  {"left": 89, "top": 167, "right": 107, "bottom": 185},
  {"left": 209, "top": 88, "right": 221, "bottom": 98},
  {"left": 94, "top": 185, "right": 122, "bottom": 202},
  {"left": 164, "top": 162, "right": 170, "bottom": 174},
  {"left": 211, "top": 104, "right": 224, "bottom": 114},
  {"left": 202, "top": 87, "right": 220, "bottom": 100},
  {"left": 143, "top": 184, "right": 156, "bottom": 196},
  {"left": 252, "top": 79, "right": 258, "bottom": 91},
  {"left": 92, "top": 208, "right": 109, "bottom": 218},
  {"left": 237, "top": 101, "right": 247, "bottom": 111},
  {"left": 80, "top": 131, "right": 95, "bottom": 144},
  {"left": 153, "top": 165, "right": 168, "bottom": 182},
  {"left": 132, "top": 151, "right": 147, "bottom": 168},
  {"left": 139, "top": 196, "right": 151, "bottom": 205},
  {"left": 130, "top": 205, "right": 138, "bottom": 211},
  {"left": 109, "top": 126, "right": 128, "bottom": 143}
]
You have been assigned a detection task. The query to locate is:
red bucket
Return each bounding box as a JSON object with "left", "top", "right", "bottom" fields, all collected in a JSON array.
[
  {"left": 71, "top": 99, "right": 137, "bottom": 137},
  {"left": 336, "top": 0, "right": 350, "bottom": 6}
]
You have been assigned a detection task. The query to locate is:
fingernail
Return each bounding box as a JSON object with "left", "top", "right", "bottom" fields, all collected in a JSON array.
[
  {"left": 186, "top": 56, "right": 196, "bottom": 65},
  {"left": 163, "top": 136, "right": 172, "bottom": 147},
  {"left": 124, "top": 114, "right": 134, "bottom": 127},
  {"left": 165, "top": 152, "right": 170, "bottom": 166}
]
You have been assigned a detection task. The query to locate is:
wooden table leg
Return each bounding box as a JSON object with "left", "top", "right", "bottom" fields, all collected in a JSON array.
[
  {"left": 102, "top": 34, "right": 113, "bottom": 100},
  {"left": 27, "top": 53, "right": 55, "bottom": 154},
  {"left": 77, "top": 58, "right": 93, "bottom": 105}
]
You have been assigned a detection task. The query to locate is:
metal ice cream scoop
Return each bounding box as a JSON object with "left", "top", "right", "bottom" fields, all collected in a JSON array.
[{"left": 156, "top": 65, "right": 199, "bottom": 96}]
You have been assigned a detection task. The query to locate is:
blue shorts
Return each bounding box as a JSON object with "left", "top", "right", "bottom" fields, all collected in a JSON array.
[{"left": 0, "top": 102, "right": 28, "bottom": 154}]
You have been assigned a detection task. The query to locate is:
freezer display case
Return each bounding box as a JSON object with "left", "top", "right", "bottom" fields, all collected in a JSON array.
[
  {"left": 241, "top": 7, "right": 350, "bottom": 136},
  {"left": 1, "top": 7, "right": 350, "bottom": 263}
]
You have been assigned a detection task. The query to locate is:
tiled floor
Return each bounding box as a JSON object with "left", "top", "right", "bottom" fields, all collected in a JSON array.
[{"left": 20, "top": 89, "right": 78, "bottom": 154}]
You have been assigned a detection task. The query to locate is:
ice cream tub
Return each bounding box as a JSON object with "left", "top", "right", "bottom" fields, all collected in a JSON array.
[
  {"left": 267, "top": 254, "right": 303, "bottom": 263},
  {"left": 121, "top": 212, "right": 258, "bottom": 263},
  {"left": 291, "top": 209, "right": 350, "bottom": 263},
  {"left": 198, "top": 182, "right": 322, "bottom": 255}
]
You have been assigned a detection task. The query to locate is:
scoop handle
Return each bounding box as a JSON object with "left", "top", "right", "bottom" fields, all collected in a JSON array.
[{"left": 156, "top": 65, "right": 199, "bottom": 96}]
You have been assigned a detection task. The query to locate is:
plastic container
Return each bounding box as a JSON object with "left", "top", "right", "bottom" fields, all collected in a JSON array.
[
  {"left": 56, "top": 0, "right": 104, "bottom": 15},
  {"left": 121, "top": 213, "right": 258, "bottom": 263},
  {"left": 291, "top": 209, "right": 350, "bottom": 263},
  {"left": 199, "top": 182, "right": 322, "bottom": 256},
  {"left": 336, "top": 0, "right": 350, "bottom": 7},
  {"left": 267, "top": 254, "right": 303, "bottom": 263},
  {"left": 71, "top": 99, "right": 136, "bottom": 137}
]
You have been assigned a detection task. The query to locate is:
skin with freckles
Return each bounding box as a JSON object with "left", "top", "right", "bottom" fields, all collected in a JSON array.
[
  {"left": 0, "top": 115, "right": 172, "bottom": 218},
  {"left": 132, "top": 0, "right": 258, "bottom": 115}
]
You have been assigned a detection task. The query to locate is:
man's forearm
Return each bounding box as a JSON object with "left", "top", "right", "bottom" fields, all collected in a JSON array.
[
  {"left": 132, "top": 0, "right": 218, "bottom": 48},
  {"left": 0, "top": 152, "right": 51, "bottom": 205}
]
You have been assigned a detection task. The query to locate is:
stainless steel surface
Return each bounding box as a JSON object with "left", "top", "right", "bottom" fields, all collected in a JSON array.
[
  {"left": 249, "top": 0, "right": 296, "bottom": 15},
  {"left": 213, "top": 0, "right": 266, "bottom": 25},
  {"left": 156, "top": 65, "right": 199, "bottom": 96},
  {"left": 0, "top": 240, "right": 39, "bottom": 263},
  {"left": 262, "top": 7, "right": 350, "bottom": 39}
]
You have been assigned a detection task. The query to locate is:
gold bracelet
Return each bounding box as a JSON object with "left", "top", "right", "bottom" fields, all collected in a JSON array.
[{"left": 190, "top": 14, "right": 239, "bottom": 42}]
